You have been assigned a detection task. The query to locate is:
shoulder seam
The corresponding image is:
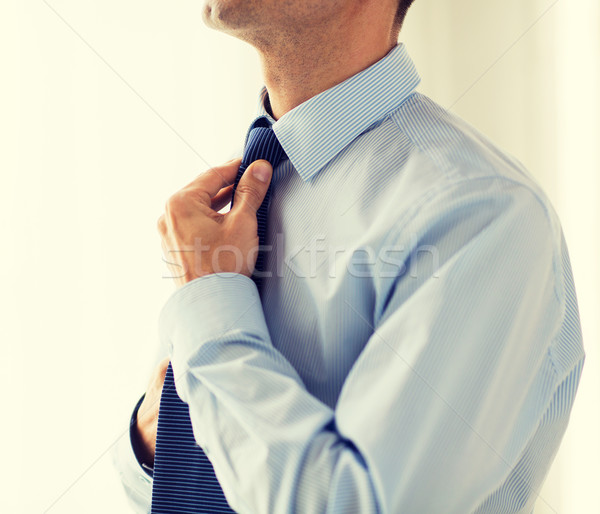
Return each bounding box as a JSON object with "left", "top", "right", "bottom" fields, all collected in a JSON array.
[{"left": 380, "top": 174, "right": 565, "bottom": 306}]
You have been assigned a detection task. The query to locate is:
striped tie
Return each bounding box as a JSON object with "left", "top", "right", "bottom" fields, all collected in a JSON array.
[{"left": 151, "top": 117, "right": 286, "bottom": 513}]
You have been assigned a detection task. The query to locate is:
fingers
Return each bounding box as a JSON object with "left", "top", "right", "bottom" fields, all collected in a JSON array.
[
  {"left": 230, "top": 160, "right": 273, "bottom": 216},
  {"left": 186, "top": 158, "right": 242, "bottom": 203},
  {"left": 156, "top": 357, "right": 170, "bottom": 383},
  {"left": 211, "top": 184, "right": 234, "bottom": 211}
]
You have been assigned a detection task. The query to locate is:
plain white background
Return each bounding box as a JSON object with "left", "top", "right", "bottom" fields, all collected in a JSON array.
[{"left": 1, "top": 1, "right": 598, "bottom": 512}]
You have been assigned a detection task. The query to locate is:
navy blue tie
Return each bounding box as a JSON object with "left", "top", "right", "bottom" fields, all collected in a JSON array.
[{"left": 151, "top": 117, "right": 286, "bottom": 513}]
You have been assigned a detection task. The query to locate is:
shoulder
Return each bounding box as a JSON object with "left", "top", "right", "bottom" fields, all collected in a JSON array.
[
  {"left": 388, "top": 92, "right": 533, "bottom": 181},
  {"left": 364, "top": 93, "right": 574, "bottom": 308},
  {"left": 375, "top": 92, "right": 560, "bottom": 236},
  {"left": 360, "top": 92, "right": 584, "bottom": 383}
]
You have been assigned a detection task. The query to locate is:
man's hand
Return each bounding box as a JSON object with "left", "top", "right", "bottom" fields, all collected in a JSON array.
[
  {"left": 158, "top": 158, "right": 274, "bottom": 287},
  {"left": 134, "top": 357, "right": 170, "bottom": 467}
]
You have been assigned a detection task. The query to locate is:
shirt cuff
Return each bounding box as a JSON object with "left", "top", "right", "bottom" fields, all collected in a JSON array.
[
  {"left": 112, "top": 397, "right": 154, "bottom": 512},
  {"left": 160, "top": 272, "right": 270, "bottom": 371},
  {"left": 130, "top": 394, "right": 154, "bottom": 478}
]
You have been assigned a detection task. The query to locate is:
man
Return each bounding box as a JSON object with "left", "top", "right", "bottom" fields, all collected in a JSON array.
[{"left": 113, "top": 0, "right": 585, "bottom": 512}]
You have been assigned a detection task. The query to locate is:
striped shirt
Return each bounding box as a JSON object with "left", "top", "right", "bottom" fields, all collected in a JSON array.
[{"left": 114, "top": 43, "right": 584, "bottom": 513}]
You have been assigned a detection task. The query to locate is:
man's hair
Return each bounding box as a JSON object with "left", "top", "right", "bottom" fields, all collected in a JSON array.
[{"left": 395, "top": 0, "right": 416, "bottom": 29}]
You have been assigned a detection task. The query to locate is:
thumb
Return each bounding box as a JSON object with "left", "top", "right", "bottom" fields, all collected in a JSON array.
[{"left": 232, "top": 160, "right": 273, "bottom": 214}]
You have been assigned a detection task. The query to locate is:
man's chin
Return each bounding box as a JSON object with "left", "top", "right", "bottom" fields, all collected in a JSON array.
[
  {"left": 201, "top": 1, "right": 234, "bottom": 30},
  {"left": 200, "top": 1, "right": 217, "bottom": 29},
  {"left": 200, "top": 0, "right": 258, "bottom": 37}
]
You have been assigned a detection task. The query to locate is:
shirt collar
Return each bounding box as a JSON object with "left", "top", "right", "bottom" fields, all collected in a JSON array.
[{"left": 252, "top": 43, "right": 420, "bottom": 182}]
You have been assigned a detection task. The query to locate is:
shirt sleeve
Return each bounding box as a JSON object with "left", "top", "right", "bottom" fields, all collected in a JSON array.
[
  {"left": 163, "top": 179, "right": 583, "bottom": 514},
  {"left": 112, "top": 395, "right": 153, "bottom": 514}
]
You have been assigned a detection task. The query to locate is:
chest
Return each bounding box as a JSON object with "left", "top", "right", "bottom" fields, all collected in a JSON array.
[{"left": 259, "top": 159, "right": 403, "bottom": 407}]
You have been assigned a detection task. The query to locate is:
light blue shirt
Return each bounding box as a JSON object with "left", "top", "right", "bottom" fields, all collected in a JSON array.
[{"left": 114, "top": 44, "right": 584, "bottom": 513}]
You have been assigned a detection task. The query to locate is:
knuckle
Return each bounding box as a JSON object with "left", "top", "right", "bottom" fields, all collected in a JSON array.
[
  {"left": 167, "top": 188, "right": 210, "bottom": 212},
  {"left": 156, "top": 214, "right": 166, "bottom": 232},
  {"left": 235, "top": 184, "right": 262, "bottom": 207},
  {"left": 166, "top": 191, "right": 186, "bottom": 212}
]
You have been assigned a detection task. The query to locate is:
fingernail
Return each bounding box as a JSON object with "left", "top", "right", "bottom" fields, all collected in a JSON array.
[{"left": 252, "top": 161, "right": 271, "bottom": 183}]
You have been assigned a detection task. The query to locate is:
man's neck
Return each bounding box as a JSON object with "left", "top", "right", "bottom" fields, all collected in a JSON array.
[{"left": 255, "top": 13, "right": 398, "bottom": 120}]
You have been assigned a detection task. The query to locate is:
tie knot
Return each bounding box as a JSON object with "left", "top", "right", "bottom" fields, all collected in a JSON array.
[{"left": 242, "top": 118, "right": 287, "bottom": 169}]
